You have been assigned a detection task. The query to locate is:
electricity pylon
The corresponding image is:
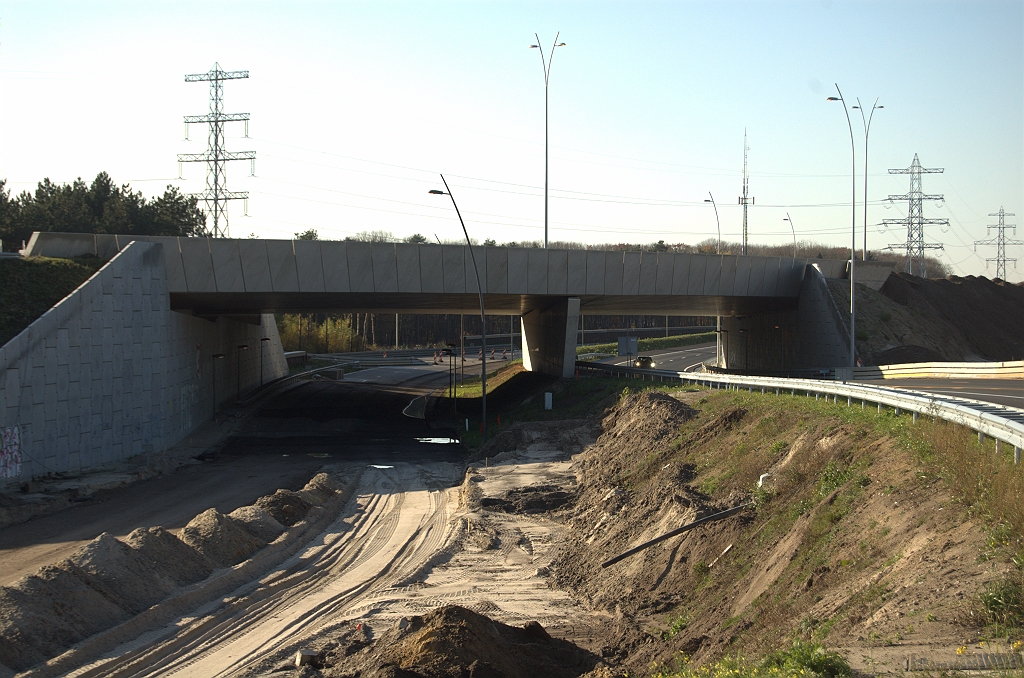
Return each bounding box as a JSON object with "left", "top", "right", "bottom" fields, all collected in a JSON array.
[
  {"left": 974, "top": 207, "right": 1020, "bottom": 280},
  {"left": 883, "top": 154, "right": 946, "bottom": 276},
  {"left": 178, "top": 63, "right": 255, "bottom": 238}
]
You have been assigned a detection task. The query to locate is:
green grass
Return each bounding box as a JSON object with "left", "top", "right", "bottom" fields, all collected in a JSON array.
[
  {"left": 651, "top": 639, "right": 851, "bottom": 678},
  {"left": 576, "top": 331, "right": 716, "bottom": 356},
  {"left": 0, "top": 256, "right": 106, "bottom": 346}
]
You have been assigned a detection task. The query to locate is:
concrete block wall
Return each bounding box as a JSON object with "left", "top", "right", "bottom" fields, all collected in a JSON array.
[{"left": 0, "top": 241, "right": 287, "bottom": 484}]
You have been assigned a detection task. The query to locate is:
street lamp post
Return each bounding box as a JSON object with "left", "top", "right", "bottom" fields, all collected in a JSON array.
[
  {"left": 212, "top": 353, "right": 225, "bottom": 415},
  {"left": 704, "top": 193, "right": 721, "bottom": 254},
  {"left": 530, "top": 32, "right": 566, "bottom": 249},
  {"left": 827, "top": 85, "right": 857, "bottom": 369},
  {"left": 705, "top": 194, "right": 722, "bottom": 366},
  {"left": 783, "top": 213, "right": 797, "bottom": 258},
  {"left": 851, "top": 98, "right": 883, "bottom": 261},
  {"left": 236, "top": 344, "right": 249, "bottom": 402},
  {"left": 430, "top": 175, "right": 488, "bottom": 443},
  {"left": 260, "top": 336, "right": 270, "bottom": 385}
]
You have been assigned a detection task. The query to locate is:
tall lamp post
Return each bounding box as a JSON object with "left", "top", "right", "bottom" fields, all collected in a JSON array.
[
  {"left": 212, "top": 353, "right": 225, "bottom": 415},
  {"left": 430, "top": 175, "right": 488, "bottom": 443},
  {"left": 260, "top": 336, "right": 270, "bottom": 385},
  {"left": 236, "top": 344, "right": 249, "bottom": 402},
  {"left": 530, "top": 32, "right": 566, "bottom": 249},
  {"left": 704, "top": 193, "right": 722, "bottom": 366},
  {"left": 827, "top": 85, "right": 857, "bottom": 369},
  {"left": 783, "top": 213, "right": 797, "bottom": 258},
  {"left": 852, "top": 98, "right": 883, "bottom": 261}
]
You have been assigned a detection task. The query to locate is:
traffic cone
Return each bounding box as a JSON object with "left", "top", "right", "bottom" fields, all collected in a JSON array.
[
  {"left": 501, "top": 348, "right": 507, "bottom": 360},
  {"left": 433, "top": 351, "right": 438, "bottom": 365},
  {"left": 490, "top": 349, "right": 495, "bottom": 359},
  {"left": 478, "top": 348, "right": 483, "bottom": 359}
]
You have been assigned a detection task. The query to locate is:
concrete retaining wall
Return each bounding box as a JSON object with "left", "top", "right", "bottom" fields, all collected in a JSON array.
[{"left": 0, "top": 241, "right": 288, "bottom": 484}]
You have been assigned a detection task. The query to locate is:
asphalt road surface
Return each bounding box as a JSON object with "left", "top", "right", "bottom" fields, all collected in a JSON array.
[
  {"left": 881, "top": 378, "right": 1024, "bottom": 411},
  {"left": 599, "top": 342, "right": 718, "bottom": 372}
]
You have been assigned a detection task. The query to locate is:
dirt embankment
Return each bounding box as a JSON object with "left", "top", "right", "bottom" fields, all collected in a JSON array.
[
  {"left": 299, "top": 606, "right": 603, "bottom": 678},
  {"left": 829, "top": 273, "right": 1024, "bottom": 364},
  {"left": 0, "top": 473, "right": 342, "bottom": 674},
  {"left": 549, "top": 389, "right": 1018, "bottom": 675}
]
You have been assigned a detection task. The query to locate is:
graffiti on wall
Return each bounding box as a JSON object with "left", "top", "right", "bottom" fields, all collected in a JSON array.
[{"left": 1, "top": 425, "right": 21, "bottom": 479}]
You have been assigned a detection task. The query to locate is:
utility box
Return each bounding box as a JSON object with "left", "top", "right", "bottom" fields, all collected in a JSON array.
[
  {"left": 617, "top": 336, "right": 638, "bottom": 357},
  {"left": 544, "top": 392, "right": 553, "bottom": 410}
]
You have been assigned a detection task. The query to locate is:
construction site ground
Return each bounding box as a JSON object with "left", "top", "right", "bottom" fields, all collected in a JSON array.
[{"left": 2, "top": 374, "right": 1022, "bottom": 678}]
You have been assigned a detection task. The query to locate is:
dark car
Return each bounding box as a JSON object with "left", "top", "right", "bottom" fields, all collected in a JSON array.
[
  {"left": 440, "top": 348, "right": 456, "bottom": 357},
  {"left": 634, "top": 356, "right": 656, "bottom": 368}
]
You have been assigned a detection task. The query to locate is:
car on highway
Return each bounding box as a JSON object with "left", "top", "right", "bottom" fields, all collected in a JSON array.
[{"left": 634, "top": 356, "right": 656, "bottom": 369}]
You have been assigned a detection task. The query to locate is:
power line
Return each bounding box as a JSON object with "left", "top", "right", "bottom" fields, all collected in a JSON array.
[{"left": 177, "top": 63, "right": 256, "bottom": 238}]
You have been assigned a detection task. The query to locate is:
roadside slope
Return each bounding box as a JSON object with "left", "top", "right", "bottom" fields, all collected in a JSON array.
[{"left": 552, "top": 387, "right": 1023, "bottom": 674}]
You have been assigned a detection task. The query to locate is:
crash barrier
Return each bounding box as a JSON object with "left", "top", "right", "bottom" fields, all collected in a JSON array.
[
  {"left": 576, "top": 360, "right": 1024, "bottom": 463},
  {"left": 843, "top": 360, "right": 1024, "bottom": 381}
]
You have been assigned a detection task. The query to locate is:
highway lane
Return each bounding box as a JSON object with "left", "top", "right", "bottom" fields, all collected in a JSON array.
[
  {"left": 597, "top": 342, "right": 718, "bottom": 372},
  {"left": 585, "top": 342, "right": 1021, "bottom": 412},
  {"left": 878, "top": 378, "right": 1024, "bottom": 411}
]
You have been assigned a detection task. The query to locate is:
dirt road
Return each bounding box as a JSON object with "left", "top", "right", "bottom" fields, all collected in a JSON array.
[{"left": 68, "top": 427, "right": 598, "bottom": 677}]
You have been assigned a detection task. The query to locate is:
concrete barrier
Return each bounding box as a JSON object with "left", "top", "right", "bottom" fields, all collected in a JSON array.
[{"left": 850, "top": 360, "right": 1024, "bottom": 380}]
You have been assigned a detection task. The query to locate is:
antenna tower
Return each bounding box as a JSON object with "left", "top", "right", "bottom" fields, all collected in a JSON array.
[
  {"left": 883, "top": 153, "right": 946, "bottom": 276},
  {"left": 737, "top": 129, "right": 754, "bottom": 255},
  {"left": 178, "top": 63, "right": 255, "bottom": 238},
  {"left": 974, "top": 207, "right": 1020, "bottom": 280}
]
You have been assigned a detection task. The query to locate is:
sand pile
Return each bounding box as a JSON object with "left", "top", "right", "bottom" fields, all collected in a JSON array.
[
  {"left": 312, "top": 606, "right": 602, "bottom": 678},
  {"left": 0, "top": 473, "right": 339, "bottom": 673},
  {"left": 256, "top": 490, "right": 312, "bottom": 527},
  {"left": 179, "top": 508, "right": 266, "bottom": 569}
]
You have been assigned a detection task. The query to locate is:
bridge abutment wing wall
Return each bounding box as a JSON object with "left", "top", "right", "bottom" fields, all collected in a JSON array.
[{"left": 0, "top": 242, "right": 288, "bottom": 484}]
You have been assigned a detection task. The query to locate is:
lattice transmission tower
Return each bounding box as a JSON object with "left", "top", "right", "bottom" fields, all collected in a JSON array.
[
  {"left": 883, "top": 153, "right": 947, "bottom": 276},
  {"left": 737, "top": 129, "right": 754, "bottom": 255},
  {"left": 974, "top": 207, "right": 1020, "bottom": 280},
  {"left": 178, "top": 63, "right": 255, "bottom": 238}
]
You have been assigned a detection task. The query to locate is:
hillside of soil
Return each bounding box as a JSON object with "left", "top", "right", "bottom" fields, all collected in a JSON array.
[
  {"left": 0, "top": 473, "right": 342, "bottom": 674},
  {"left": 829, "top": 273, "right": 1024, "bottom": 364},
  {"left": 549, "top": 388, "right": 1023, "bottom": 675}
]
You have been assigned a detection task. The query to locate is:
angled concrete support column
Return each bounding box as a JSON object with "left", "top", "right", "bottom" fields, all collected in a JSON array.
[{"left": 521, "top": 297, "right": 580, "bottom": 378}]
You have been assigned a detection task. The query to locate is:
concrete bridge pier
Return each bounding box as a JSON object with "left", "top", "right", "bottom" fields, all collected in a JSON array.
[{"left": 521, "top": 298, "right": 581, "bottom": 378}]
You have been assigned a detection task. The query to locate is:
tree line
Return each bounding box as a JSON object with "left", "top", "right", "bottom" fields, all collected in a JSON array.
[{"left": 0, "top": 173, "right": 205, "bottom": 251}]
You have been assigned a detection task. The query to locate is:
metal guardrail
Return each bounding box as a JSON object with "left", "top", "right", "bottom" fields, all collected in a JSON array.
[{"left": 576, "top": 360, "right": 1024, "bottom": 461}]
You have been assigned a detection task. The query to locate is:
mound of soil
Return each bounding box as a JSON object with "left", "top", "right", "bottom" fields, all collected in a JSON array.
[
  {"left": 316, "top": 606, "right": 602, "bottom": 678},
  {"left": 880, "top": 273, "right": 1024, "bottom": 360},
  {"left": 256, "top": 490, "right": 312, "bottom": 527},
  {"left": 179, "top": 508, "right": 265, "bottom": 569},
  {"left": 873, "top": 344, "right": 947, "bottom": 365},
  {"left": 479, "top": 484, "right": 575, "bottom": 514},
  {"left": 122, "top": 526, "right": 215, "bottom": 585},
  {"left": 831, "top": 272, "right": 1024, "bottom": 363},
  {"left": 228, "top": 505, "right": 286, "bottom": 543},
  {"left": 548, "top": 387, "right": 1013, "bottom": 675},
  {"left": 0, "top": 471, "right": 341, "bottom": 673}
]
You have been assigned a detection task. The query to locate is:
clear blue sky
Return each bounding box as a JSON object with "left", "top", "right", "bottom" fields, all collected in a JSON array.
[{"left": 2, "top": 1, "right": 1021, "bottom": 279}]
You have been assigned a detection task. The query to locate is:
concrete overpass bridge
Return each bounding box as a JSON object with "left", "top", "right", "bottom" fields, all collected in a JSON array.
[
  {"left": 25, "top": 232, "right": 883, "bottom": 377},
  {"left": 1, "top": 231, "right": 890, "bottom": 482}
]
